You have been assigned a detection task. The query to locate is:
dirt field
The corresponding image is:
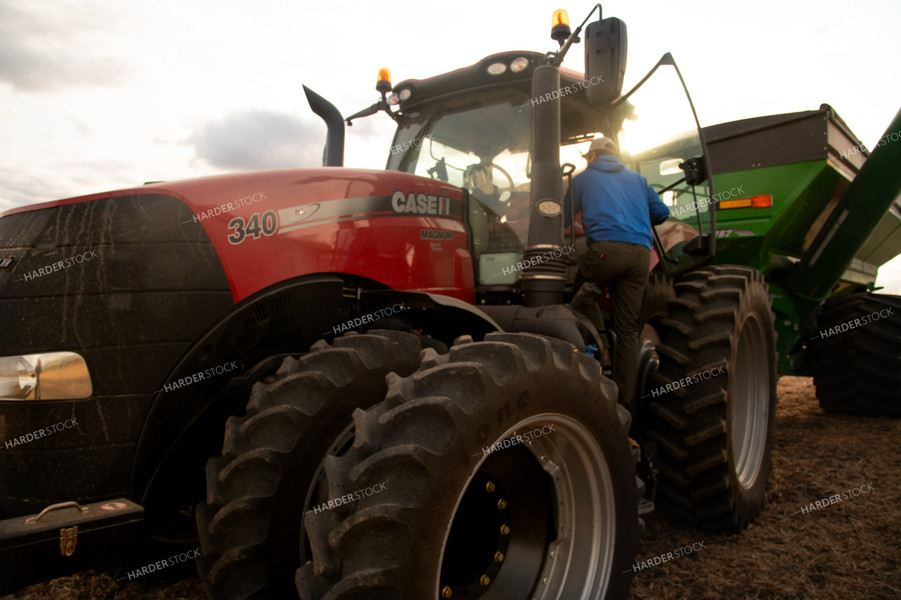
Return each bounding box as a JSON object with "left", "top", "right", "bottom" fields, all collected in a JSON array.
[{"left": 5, "top": 376, "right": 899, "bottom": 600}]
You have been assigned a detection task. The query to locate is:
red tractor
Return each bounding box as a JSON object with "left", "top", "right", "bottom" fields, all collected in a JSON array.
[{"left": 0, "top": 7, "right": 778, "bottom": 599}]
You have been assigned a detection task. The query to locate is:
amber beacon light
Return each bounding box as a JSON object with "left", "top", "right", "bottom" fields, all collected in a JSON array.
[
  {"left": 551, "top": 9, "right": 571, "bottom": 45},
  {"left": 376, "top": 68, "right": 392, "bottom": 94}
]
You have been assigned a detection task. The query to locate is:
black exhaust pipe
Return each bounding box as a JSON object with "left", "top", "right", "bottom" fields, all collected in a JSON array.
[
  {"left": 522, "top": 64, "right": 566, "bottom": 307},
  {"left": 303, "top": 85, "right": 345, "bottom": 167}
]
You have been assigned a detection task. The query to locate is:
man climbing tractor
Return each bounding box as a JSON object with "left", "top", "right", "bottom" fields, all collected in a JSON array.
[{"left": 567, "top": 136, "right": 670, "bottom": 404}]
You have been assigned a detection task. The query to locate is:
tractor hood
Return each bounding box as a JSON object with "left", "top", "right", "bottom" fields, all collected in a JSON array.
[{"left": 1, "top": 168, "right": 471, "bottom": 304}]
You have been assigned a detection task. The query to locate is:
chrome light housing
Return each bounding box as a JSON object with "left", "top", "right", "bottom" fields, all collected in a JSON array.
[{"left": 0, "top": 352, "right": 92, "bottom": 401}]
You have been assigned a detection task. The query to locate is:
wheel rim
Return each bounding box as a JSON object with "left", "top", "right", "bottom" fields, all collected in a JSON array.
[
  {"left": 436, "top": 413, "right": 616, "bottom": 599},
  {"left": 730, "top": 313, "right": 770, "bottom": 489}
]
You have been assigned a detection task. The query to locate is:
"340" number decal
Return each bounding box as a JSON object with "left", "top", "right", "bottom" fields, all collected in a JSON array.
[{"left": 227, "top": 211, "right": 278, "bottom": 245}]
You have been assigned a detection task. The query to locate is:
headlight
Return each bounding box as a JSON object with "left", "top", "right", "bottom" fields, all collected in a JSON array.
[
  {"left": 510, "top": 57, "right": 530, "bottom": 73},
  {"left": 0, "top": 352, "right": 92, "bottom": 401}
]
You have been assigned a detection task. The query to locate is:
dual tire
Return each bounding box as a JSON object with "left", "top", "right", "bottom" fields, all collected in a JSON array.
[
  {"left": 810, "top": 293, "right": 901, "bottom": 415},
  {"left": 644, "top": 266, "right": 777, "bottom": 531},
  {"left": 198, "top": 331, "right": 639, "bottom": 599}
]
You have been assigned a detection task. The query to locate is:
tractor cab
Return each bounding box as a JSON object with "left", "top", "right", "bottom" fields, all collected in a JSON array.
[
  {"left": 306, "top": 6, "right": 717, "bottom": 305},
  {"left": 383, "top": 49, "right": 716, "bottom": 299}
]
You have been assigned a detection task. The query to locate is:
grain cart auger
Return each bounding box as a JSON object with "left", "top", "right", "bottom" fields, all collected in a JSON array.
[{"left": 0, "top": 5, "right": 779, "bottom": 600}]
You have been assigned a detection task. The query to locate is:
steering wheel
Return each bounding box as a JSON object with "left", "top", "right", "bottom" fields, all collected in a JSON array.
[{"left": 491, "top": 163, "right": 516, "bottom": 204}]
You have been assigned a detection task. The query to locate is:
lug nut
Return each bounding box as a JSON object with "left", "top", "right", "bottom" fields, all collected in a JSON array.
[
  {"left": 494, "top": 551, "right": 505, "bottom": 563},
  {"left": 497, "top": 498, "right": 507, "bottom": 510},
  {"left": 441, "top": 586, "right": 453, "bottom": 598},
  {"left": 486, "top": 481, "right": 496, "bottom": 493},
  {"left": 500, "top": 524, "right": 510, "bottom": 535},
  {"left": 480, "top": 575, "right": 491, "bottom": 586}
]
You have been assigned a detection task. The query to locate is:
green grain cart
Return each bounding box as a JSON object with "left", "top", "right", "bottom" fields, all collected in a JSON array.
[
  {"left": 654, "top": 105, "right": 901, "bottom": 414},
  {"left": 621, "top": 101, "right": 901, "bottom": 534}
]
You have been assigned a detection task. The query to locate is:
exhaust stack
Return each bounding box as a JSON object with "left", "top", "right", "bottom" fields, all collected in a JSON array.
[{"left": 303, "top": 85, "right": 345, "bottom": 167}]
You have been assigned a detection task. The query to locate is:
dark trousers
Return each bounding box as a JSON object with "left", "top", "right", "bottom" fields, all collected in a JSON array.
[{"left": 579, "top": 241, "right": 650, "bottom": 404}]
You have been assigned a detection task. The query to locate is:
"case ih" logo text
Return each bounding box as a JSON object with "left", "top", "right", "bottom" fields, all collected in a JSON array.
[{"left": 391, "top": 190, "right": 451, "bottom": 216}]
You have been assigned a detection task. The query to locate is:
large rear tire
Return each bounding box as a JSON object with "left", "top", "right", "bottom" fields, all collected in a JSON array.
[
  {"left": 296, "top": 332, "right": 639, "bottom": 600},
  {"left": 646, "top": 266, "right": 777, "bottom": 531},
  {"left": 196, "top": 330, "right": 442, "bottom": 600},
  {"left": 810, "top": 293, "right": 901, "bottom": 416}
]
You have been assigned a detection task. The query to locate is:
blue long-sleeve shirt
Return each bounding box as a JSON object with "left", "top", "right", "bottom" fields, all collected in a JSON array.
[{"left": 566, "top": 155, "right": 670, "bottom": 249}]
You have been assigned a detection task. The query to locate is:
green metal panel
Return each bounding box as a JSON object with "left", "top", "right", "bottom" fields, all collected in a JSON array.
[{"left": 701, "top": 161, "right": 849, "bottom": 270}]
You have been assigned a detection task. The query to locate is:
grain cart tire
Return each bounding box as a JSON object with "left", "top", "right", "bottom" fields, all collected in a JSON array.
[
  {"left": 296, "top": 332, "right": 639, "bottom": 600},
  {"left": 646, "top": 266, "right": 777, "bottom": 531},
  {"left": 197, "top": 330, "right": 442, "bottom": 600},
  {"left": 811, "top": 293, "right": 901, "bottom": 415}
]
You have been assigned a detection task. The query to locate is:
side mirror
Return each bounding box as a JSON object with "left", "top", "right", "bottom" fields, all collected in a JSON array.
[
  {"left": 584, "top": 17, "right": 627, "bottom": 104},
  {"left": 679, "top": 156, "right": 708, "bottom": 186}
]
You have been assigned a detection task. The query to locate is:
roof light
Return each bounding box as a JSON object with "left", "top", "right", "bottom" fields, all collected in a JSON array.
[
  {"left": 376, "top": 68, "right": 392, "bottom": 94},
  {"left": 510, "top": 57, "right": 529, "bottom": 73},
  {"left": 551, "top": 9, "right": 571, "bottom": 45},
  {"left": 487, "top": 62, "right": 507, "bottom": 76}
]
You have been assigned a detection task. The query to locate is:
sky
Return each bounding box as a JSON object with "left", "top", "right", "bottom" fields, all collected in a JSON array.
[{"left": 1, "top": 0, "right": 900, "bottom": 290}]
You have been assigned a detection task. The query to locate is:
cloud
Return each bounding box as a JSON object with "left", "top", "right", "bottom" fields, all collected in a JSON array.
[
  {"left": 0, "top": 160, "right": 144, "bottom": 214},
  {"left": 191, "top": 110, "right": 327, "bottom": 171},
  {"left": 0, "top": 2, "right": 128, "bottom": 92},
  {"left": 0, "top": 166, "right": 76, "bottom": 212}
]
